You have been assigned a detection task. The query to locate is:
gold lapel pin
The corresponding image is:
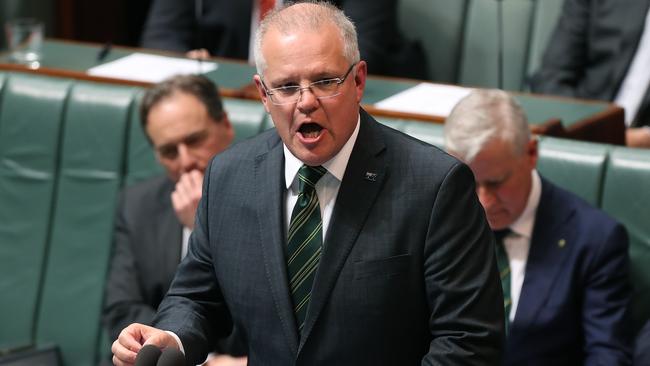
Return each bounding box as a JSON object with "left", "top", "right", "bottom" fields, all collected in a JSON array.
[{"left": 558, "top": 239, "right": 566, "bottom": 248}]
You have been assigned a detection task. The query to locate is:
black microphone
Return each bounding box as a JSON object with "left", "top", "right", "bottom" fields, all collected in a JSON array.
[
  {"left": 156, "top": 347, "right": 186, "bottom": 366},
  {"left": 134, "top": 344, "right": 162, "bottom": 366}
]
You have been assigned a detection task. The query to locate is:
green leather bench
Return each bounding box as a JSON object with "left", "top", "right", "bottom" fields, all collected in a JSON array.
[
  {"left": 0, "top": 71, "right": 648, "bottom": 365},
  {"left": 398, "top": 0, "right": 565, "bottom": 90}
]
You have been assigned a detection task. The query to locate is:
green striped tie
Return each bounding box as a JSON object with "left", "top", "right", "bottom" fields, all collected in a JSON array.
[
  {"left": 287, "top": 164, "right": 327, "bottom": 333},
  {"left": 494, "top": 229, "right": 511, "bottom": 334}
]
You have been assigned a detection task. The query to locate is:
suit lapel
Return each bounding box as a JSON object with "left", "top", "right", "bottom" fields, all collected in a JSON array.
[
  {"left": 512, "top": 180, "right": 574, "bottom": 335},
  {"left": 299, "top": 110, "right": 387, "bottom": 351},
  {"left": 254, "top": 133, "right": 300, "bottom": 353}
]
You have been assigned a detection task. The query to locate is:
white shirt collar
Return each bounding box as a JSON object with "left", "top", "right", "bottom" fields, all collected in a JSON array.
[
  {"left": 509, "top": 169, "right": 542, "bottom": 239},
  {"left": 284, "top": 115, "right": 361, "bottom": 189}
]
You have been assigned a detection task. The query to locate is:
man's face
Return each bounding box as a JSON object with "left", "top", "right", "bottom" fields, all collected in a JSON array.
[
  {"left": 146, "top": 92, "right": 234, "bottom": 181},
  {"left": 253, "top": 23, "right": 367, "bottom": 166},
  {"left": 464, "top": 138, "right": 538, "bottom": 230}
]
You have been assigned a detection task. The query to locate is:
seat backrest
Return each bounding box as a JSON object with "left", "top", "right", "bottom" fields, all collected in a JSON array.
[
  {"left": 223, "top": 98, "right": 268, "bottom": 143},
  {"left": 537, "top": 136, "right": 609, "bottom": 207},
  {"left": 459, "top": 0, "right": 535, "bottom": 90},
  {"left": 124, "top": 91, "right": 163, "bottom": 186},
  {"left": 0, "top": 73, "right": 70, "bottom": 351},
  {"left": 601, "top": 147, "right": 650, "bottom": 334},
  {"left": 402, "top": 121, "right": 445, "bottom": 149},
  {"left": 34, "top": 82, "right": 135, "bottom": 366},
  {"left": 397, "top": 0, "right": 469, "bottom": 82},
  {"left": 525, "top": 0, "right": 566, "bottom": 87}
]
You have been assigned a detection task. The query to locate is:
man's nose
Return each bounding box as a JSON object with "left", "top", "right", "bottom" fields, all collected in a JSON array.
[
  {"left": 477, "top": 186, "right": 495, "bottom": 209},
  {"left": 297, "top": 87, "right": 319, "bottom": 112},
  {"left": 177, "top": 144, "right": 196, "bottom": 171}
]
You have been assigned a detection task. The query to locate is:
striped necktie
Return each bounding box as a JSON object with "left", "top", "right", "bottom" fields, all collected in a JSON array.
[
  {"left": 493, "top": 228, "right": 512, "bottom": 333},
  {"left": 287, "top": 164, "right": 327, "bottom": 333}
]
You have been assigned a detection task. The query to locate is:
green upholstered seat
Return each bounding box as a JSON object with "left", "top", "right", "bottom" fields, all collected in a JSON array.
[
  {"left": 525, "top": 0, "right": 566, "bottom": 88},
  {"left": 601, "top": 147, "right": 650, "bottom": 333},
  {"left": 398, "top": 0, "right": 468, "bottom": 82},
  {"left": 375, "top": 117, "right": 407, "bottom": 132},
  {"left": 0, "top": 74, "right": 70, "bottom": 351},
  {"left": 402, "top": 121, "right": 445, "bottom": 149},
  {"left": 537, "top": 136, "right": 610, "bottom": 207},
  {"left": 223, "top": 98, "right": 267, "bottom": 143},
  {"left": 459, "top": 0, "right": 535, "bottom": 91},
  {"left": 34, "top": 82, "right": 135, "bottom": 366},
  {"left": 124, "top": 91, "right": 164, "bottom": 186}
]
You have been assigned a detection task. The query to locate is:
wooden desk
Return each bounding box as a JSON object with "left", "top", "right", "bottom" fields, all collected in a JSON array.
[{"left": 0, "top": 39, "right": 625, "bottom": 145}]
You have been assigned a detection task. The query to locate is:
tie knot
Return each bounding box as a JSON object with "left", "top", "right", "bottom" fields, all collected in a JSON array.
[
  {"left": 493, "top": 228, "right": 512, "bottom": 242},
  {"left": 298, "top": 165, "right": 327, "bottom": 193}
]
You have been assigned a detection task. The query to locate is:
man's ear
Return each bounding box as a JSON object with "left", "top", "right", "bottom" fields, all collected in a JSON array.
[
  {"left": 527, "top": 137, "right": 539, "bottom": 168},
  {"left": 253, "top": 74, "right": 272, "bottom": 113},
  {"left": 353, "top": 61, "right": 367, "bottom": 103}
]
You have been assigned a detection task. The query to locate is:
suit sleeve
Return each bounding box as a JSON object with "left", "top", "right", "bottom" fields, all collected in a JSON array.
[
  {"left": 153, "top": 162, "right": 228, "bottom": 365},
  {"left": 140, "top": 0, "right": 196, "bottom": 52},
  {"left": 422, "top": 162, "right": 505, "bottom": 365},
  {"left": 103, "top": 191, "right": 157, "bottom": 341},
  {"left": 582, "top": 223, "right": 632, "bottom": 365},
  {"left": 529, "top": 0, "right": 590, "bottom": 96}
]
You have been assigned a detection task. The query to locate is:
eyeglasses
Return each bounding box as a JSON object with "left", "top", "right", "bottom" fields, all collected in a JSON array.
[{"left": 260, "top": 62, "right": 357, "bottom": 105}]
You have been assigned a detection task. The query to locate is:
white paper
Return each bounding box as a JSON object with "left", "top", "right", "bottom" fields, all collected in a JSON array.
[
  {"left": 374, "top": 83, "right": 474, "bottom": 117},
  {"left": 87, "top": 53, "right": 218, "bottom": 83}
]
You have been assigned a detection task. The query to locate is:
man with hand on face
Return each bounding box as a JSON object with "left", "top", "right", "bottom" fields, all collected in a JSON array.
[
  {"left": 111, "top": 3, "right": 504, "bottom": 365},
  {"left": 444, "top": 89, "right": 632, "bottom": 365},
  {"left": 103, "top": 74, "right": 247, "bottom": 365}
]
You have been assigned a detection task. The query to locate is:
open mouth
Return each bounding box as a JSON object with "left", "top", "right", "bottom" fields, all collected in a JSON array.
[{"left": 298, "top": 122, "right": 323, "bottom": 139}]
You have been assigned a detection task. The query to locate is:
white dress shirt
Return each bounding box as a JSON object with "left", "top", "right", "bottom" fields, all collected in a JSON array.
[
  {"left": 283, "top": 117, "right": 360, "bottom": 242},
  {"left": 614, "top": 7, "right": 650, "bottom": 126},
  {"left": 502, "top": 169, "right": 541, "bottom": 322}
]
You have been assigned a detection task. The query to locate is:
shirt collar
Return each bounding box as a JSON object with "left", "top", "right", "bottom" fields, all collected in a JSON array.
[
  {"left": 509, "top": 169, "right": 541, "bottom": 239},
  {"left": 284, "top": 115, "right": 361, "bottom": 189}
]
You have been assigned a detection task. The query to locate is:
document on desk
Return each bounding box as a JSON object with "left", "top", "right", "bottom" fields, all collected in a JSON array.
[
  {"left": 87, "top": 53, "right": 218, "bottom": 83},
  {"left": 374, "top": 83, "right": 474, "bottom": 117}
]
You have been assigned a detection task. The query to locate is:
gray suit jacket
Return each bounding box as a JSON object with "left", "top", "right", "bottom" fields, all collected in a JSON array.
[
  {"left": 530, "top": 0, "right": 650, "bottom": 127},
  {"left": 103, "top": 176, "right": 183, "bottom": 341},
  {"left": 154, "top": 109, "right": 504, "bottom": 365}
]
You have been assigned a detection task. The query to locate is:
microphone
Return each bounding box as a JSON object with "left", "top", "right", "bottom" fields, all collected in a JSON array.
[
  {"left": 134, "top": 344, "right": 162, "bottom": 366},
  {"left": 156, "top": 347, "right": 186, "bottom": 366}
]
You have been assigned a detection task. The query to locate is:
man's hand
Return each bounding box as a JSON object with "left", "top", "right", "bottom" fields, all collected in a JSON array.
[
  {"left": 204, "top": 355, "right": 248, "bottom": 366},
  {"left": 186, "top": 48, "right": 211, "bottom": 59},
  {"left": 172, "top": 170, "right": 204, "bottom": 229},
  {"left": 111, "top": 323, "right": 179, "bottom": 366},
  {"left": 626, "top": 127, "right": 650, "bottom": 148}
]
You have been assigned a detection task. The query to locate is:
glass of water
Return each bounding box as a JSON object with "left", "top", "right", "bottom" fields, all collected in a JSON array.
[{"left": 4, "top": 18, "right": 43, "bottom": 68}]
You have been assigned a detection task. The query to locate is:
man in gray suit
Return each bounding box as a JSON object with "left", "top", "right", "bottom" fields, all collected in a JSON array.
[
  {"left": 111, "top": 3, "right": 504, "bottom": 365},
  {"left": 103, "top": 74, "right": 246, "bottom": 365},
  {"left": 530, "top": 0, "right": 650, "bottom": 147}
]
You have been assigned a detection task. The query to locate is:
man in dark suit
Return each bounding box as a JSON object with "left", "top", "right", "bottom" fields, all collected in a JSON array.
[
  {"left": 103, "top": 75, "right": 246, "bottom": 365},
  {"left": 530, "top": 0, "right": 650, "bottom": 147},
  {"left": 111, "top": 3, "right": 503, "bottom": 365},
  {"left": 140, "top": 0, "right": 427, "bottom": 79},
  {"left": 445, "top": 89, "right": 632, "bottom": 365}
]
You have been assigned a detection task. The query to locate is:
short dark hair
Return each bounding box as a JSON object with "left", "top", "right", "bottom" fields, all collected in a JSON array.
[{"left": 139, "top": 74, "right": 225, "bottom": 129}]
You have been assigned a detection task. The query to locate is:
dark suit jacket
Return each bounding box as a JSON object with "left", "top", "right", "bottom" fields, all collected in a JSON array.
[
  {"left": 634, "top": 320, "right": 650, "bottom": 365},
  {"left": 504, "top": 178, "right": 631, "bottom": 365},
  {"left": 153, "top": 109, "right": 504, "bottom": 365},
  {"left": 530, "top": 0, "right": 650, "bottom": 127},
  {"left": 140, "top": 0, "right": 427, "bottom": 79},
  {"left": 103, "top": 175, "right": 183, "bottom": 341}
]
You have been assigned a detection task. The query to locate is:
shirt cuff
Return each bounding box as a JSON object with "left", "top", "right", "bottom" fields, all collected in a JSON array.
[{"left": 164, "top": 330, "right": 185, "bottom": 355}]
